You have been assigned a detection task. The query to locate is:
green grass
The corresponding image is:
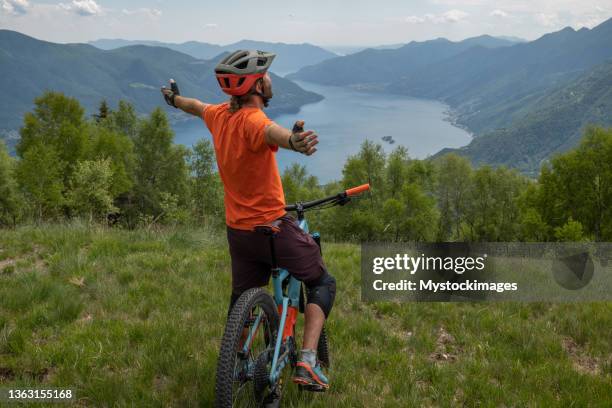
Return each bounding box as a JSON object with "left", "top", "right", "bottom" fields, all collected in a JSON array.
[{"left": 0, "top": 222, "right": 611, "bottom": 407}]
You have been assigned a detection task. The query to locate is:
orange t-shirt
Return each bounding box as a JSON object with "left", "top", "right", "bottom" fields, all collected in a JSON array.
[{"left": 202, "top": 103, "right": 286, "bottom": 230}]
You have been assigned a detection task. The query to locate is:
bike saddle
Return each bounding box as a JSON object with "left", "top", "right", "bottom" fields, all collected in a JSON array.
[{"left": 254, "top": 219, "right": 282, "bottom": 235}]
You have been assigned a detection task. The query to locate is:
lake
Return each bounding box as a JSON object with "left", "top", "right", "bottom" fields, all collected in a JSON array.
[{"left": 172, "top": 81, "right": 472, "bottom": 183}]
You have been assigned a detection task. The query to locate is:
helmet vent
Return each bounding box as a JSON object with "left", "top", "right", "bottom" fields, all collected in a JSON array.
[
  {"left": 237, "top": 77, "right": 245, "bottom": 87},
  {"left": 257, "top": 58, "right": 266, "bottom": 66},
  {"left": 235, "top": 61, "right": 249, "bottom": 70},
  {"left": 223, "top": 78, "right": 230, "bottom": 88}
]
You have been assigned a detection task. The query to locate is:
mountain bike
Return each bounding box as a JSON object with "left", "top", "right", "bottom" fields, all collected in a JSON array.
[{"left": 214, "top": 183, "right": 370, "bottom": 408}]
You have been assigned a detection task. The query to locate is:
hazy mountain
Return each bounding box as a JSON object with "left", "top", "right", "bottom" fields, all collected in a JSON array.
[
  {"left": 289, "top": 19, "right": 612, "bottom": 172},
  {"left": 438, "top": 61, "right": 612, "bottom": 174},
  {"left": 287, "top": 35, "right": 520, "bottom": 87},
  {"left": 323, "top": 36, "right": 519, "bottom": 56},
  {"left": 391, "top": 20, "right": 612, "bottom": 134},
  {"left": 0, "top": 30, "right": 323, "bottom": 136},
  {"left": 89, "top": 38, "right": 337, "bottom": 75}
]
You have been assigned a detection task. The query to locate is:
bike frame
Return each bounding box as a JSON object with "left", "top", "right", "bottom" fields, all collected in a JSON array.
[
  {"left": 237, "top": 183, "right": 369, "bottom": 392},
  {"left": 241, "top": 217, "right": 311, "bottom": 386}
]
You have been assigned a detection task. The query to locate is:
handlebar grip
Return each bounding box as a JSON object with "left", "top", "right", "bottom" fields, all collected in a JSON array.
[{"left": 345, "top": 183, "right": 370, "bottom": 197}]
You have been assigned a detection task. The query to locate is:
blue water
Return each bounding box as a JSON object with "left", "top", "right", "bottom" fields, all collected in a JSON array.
[{"left": 172, "top": 81, "right": 472, "bottom": 183}]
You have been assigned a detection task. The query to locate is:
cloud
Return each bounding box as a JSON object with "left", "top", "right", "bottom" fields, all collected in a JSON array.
[
  {"left": 121, "top": 8, "right": 162, "bottom": 19},
  {"left": 490, "top": 9, "right": 509, "bottom": 18},
  {"left": 534, "top": 12, "right": 560, "bottom": 27},
  {"left": 404, "top": 9, "right": 469, "bottom": 24},
  {"left": 59, "top": 0, "right": 102, "bottom": 16},
  {"left": 1, "top": 0, "right": 29, "bottom": 15},
  {"left": 442, "top": 9, "right": 469, "bottom": 23},
  {"left": 404, "top": 15, "right": 426, "bottom": 24},
  {"left": 204, "top": 23, "right": 218, "bottom": 29}
]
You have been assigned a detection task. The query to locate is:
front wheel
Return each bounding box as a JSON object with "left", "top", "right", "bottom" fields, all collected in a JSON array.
[{"left": 215, "top": 287, "right": 279, "bottom": 408}]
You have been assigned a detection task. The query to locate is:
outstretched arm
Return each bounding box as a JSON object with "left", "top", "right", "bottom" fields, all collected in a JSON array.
[
  {"left": 265, "top": 121, "right": 319, "bottom": 156},
  {"left": 174, "top": 96, "right": 209, "bottom": 117},
  {"left": 161, "top": 79, "right": 209, "bottom": 117}
]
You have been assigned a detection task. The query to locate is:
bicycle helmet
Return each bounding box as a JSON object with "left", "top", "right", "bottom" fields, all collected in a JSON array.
[{"left": 215, "top": 50, "right": 276, "bottom": 96}]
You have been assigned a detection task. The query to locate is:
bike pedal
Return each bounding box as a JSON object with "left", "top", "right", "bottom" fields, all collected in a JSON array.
[{"left": 298, "top": 383, "right": 327, "bottom": 393}]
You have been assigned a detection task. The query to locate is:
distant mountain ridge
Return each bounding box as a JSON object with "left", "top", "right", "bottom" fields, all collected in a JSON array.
[
  {"left": 289, "top": 18, "right": 612, "bottom": 172},
  {"left": 323, "top": 35, "right": 521, "bottom": 56},
  {"left": 287, "top": 35, "right": 520, "bottom": 88},
  {"left": 89, "top": 38, "right": 337, "bottom": 75},
  {"left": 438, "top": 61, "right": 612, "bottom": 174},
  {"left": 0, "top": 30, "right": 323, "bottom": 137}
]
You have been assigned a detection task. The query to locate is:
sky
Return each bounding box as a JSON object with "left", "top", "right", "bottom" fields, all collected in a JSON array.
[{"left": 1, "top": 0, "right": 611, "bottom": 46}]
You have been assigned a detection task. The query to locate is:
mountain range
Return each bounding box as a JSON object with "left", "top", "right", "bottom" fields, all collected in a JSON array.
[
  {"left": 89, "top": 39, "right": 337, "bottom": 75},
  {"left": 0, "top": 30, "right": 323, "bottom": 143},
  {"left": 287, "top": 35, "right": 521, "bottom": 87},
  {"left": 289, "top": 19, "right": 612, "bottom": 173},
  {"left": 436, "top": 61, "right": 612, "bottom": 174}
]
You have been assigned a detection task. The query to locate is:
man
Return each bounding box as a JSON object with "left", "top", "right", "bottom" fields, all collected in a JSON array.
[{"left": 161, "top": 50, "right": 336, "bottom": 390}]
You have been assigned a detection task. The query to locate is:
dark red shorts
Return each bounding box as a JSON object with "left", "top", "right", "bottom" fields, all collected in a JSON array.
[{"left": 226, "top": 214, "right": 327, "bottom": 299}]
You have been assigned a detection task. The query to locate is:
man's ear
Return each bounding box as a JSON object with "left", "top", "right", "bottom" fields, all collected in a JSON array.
[{"left": 255, "top": 78, "right": 264, "bottom": 93}]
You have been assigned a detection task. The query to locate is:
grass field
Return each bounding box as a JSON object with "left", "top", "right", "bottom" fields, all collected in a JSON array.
[{"left": 1, "top": 223, "right": 611, "bottom": 407}]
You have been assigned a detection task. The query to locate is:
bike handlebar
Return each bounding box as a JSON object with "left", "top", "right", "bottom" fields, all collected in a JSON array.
[
  {"left": 284, "top": 183, "right": 370, "bottom": 213},
  {"left": 346, "top": 183, "right": 370, "bottom": 197}
]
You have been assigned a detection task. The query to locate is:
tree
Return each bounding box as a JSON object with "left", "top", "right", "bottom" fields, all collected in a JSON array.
[
  {"left": 17, "top": 92, "right": 89, "bottom": 186},
  {"left": 0, "top": 140, "right": 20, "bottom": 226},
  {"left": 342, "top": 140, "right": 385, "bottom": 209},
  {"left": 107, "top": 100, "right": 139, "bottom": 140},
  {"left": 282, "top": 163, "right": 321, "bottom": 204},
  {"left": 435, "top": 154, "right": 472, "bottom": 240},
  {"left": 554, "top": 218, "right": 587, "bottom": 242},
  {"left": 382, "top": 198, "right": 406, "bottom": 241},
  {"left": 189, "top": 139, "right": 223, "bottom": 224},
  {"left": 86, "top": 125, "right": 135, "bottom": 198},
  {"left": 385, "top": 146, "right": 409, "bottom": 198},
  {"left": 400, "top": 183, "right": 439, "bottom": 241},
  {"left": 94, "top": 100, "right": 110, "bottom": 123},
  {"left": 131, "top": 108, "right": 190, "bottom": 224},
  {"left": 464, "top": 166, "right": 526, "bottom": 241},
  {"left": 535, "top": 127, "right": 612, "bottom": 241},
  {"left": 15, "top": 143, "right": 64, "bottom": 220},
  {"left": 68, "top": 159, "right": 117, "bottom": 223}
]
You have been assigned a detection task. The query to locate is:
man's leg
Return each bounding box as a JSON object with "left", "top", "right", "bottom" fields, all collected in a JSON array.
[
  {"left": 302, "top": 271, "right": 336, "bottom": 349},
  {"left": 302, "top": 303, "right": 325, "bottom": 350},
  {"left": 270, "top": 215, "right": 337, "bottom": 389},
  {"left": 293, "top": 271, "right": 336, "bottom": 389}
]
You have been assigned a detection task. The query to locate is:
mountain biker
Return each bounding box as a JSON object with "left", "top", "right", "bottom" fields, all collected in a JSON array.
[{"left": 161, "top": 50, "right": 335, "bottom": 390}]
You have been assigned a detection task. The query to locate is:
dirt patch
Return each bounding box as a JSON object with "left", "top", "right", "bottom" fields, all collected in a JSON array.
[
  {"left": 153, "top": 374, "right": 170, "bottom": 392},
  {"left": 561, "top": 337, "right": 601, "bottom": 376},
  {"left": 0, "top": 258, "right": 15, "bottom": 272},
  {"left": 429, "top": 327, "right": 459, "bottom": 363},
  {"left": 78, "top": 312, "right": 93, "bottom": 324},
  {"left": 0, "top": 366, "right": 15, "bottom": 380}
]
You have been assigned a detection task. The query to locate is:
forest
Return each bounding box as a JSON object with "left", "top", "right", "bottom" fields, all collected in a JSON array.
[{"left": 1, "top": 91, "right": 611, "bottom": 243}]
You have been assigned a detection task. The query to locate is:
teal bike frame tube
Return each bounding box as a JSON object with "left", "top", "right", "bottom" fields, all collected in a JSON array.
[
  {"left": 242, "top": 311, "right": 263, "bottom": 356},
  {"left": 270, "top": 297, "right": 289, "bottom": 384},
  {"left": 273, "top": 269, "right": 289, "bottom": 305},
  {"left": 299, "top": 219, "right": 309, "bottom": 233}
]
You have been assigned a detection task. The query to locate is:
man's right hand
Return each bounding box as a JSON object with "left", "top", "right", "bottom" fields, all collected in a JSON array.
[
  {"left": 161, "top": 79, "right": 180, "bottom": 108},
  {"left": 289, "top": 121, "right": 319, "bottom": 156}
]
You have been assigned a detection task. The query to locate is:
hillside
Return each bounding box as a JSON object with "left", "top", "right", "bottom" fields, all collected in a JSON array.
[
  {"left": 439, "top": 61, "right": 612, "bottom": 174},
  {"left": 89, "top": 38, "right": 337, "bottom": 75},
  {"left": 287, "top": 35, "right": 518, "bottom": 88},
  {"left": 392, "top": 20, "right": 612, "bottom": 134},
  {"left": 0, "top": 224, "right": 610, "bottom": 406},
  {"left": 289, "top": 18, "right": 612, "bottom": 172},
  {"left": 0, "top": 30, "right": 323, "bottom": 135}
]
